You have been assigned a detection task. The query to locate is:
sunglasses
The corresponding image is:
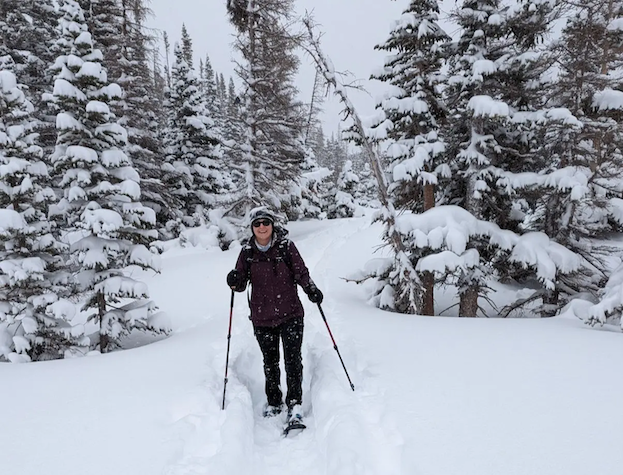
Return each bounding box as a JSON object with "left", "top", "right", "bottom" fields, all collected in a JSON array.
[{"left": 252, "top": 219, "right": 273, "bottom": 228}]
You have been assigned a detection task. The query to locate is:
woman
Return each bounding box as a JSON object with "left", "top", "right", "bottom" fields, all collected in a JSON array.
[{"left": 226, "top": 207, "right": 323, "bottom": 425}]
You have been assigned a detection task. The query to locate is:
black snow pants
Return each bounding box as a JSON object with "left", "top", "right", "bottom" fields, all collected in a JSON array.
[{"left": 253, "top": 316, "right": 303, "bottom": 408}]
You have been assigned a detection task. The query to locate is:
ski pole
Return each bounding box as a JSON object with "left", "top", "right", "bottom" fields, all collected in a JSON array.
[
  {"left": 222, "top": 290, "right": 235, "bottom": 410},
  {"left": 317, "top": 303, "right": 355, "bottom": 391}
]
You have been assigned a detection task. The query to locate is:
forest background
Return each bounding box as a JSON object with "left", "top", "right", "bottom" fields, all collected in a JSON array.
[{"left": 1, "top": 0, "right": 623, "bottom": 363}]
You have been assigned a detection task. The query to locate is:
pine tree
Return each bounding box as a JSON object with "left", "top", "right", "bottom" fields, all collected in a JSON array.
[
  {"left": 437, "top": 0, "right": 580, "bottom": 317},
  {"left": 163, "top": 41, "right": 225, "bottom": 227},
  {"left": 227, "top": 0, "right": 307, "bottom": 218},
  {"left": 218, "top": 73, "right": 228, "bottom": 112},
  {"left": 87, "top": 0, "right": 123, "bottom": 81},
  {"left": 304, "top": 69, "right": 325, "bottom": 147},
  {"left": 0, "top": 0, "right": 60, "bottom": 152},
  {"left": 202, "top": 54, "right": 221, "bottom": 130},
  {"left": 49, "top": 0, "right": 168, "bottom": 353},
  {"left": 368, "top": 0, "right": 451, "bottom": 315},
  {"left": 356, "top": 163, "right": 379, "bottom": 208},
  {"left": 162, "top": 31, "right": 171, "bottom": 88},
  {"left": 323, "top": 132, "right": 348, "bottom": 172},
  {"left": 537, "top": 0, "right": 623, "bottom": 283},
  {"left": 221, "top": 76, "right": 244, "bottom": 190},
  {"left": 118, "top": 0, "right": 180, "bottom": 235},
  {"left": 371, "top": 0, "right": 450, "bottom": 213},
  {"left": 438, "top": 0, "right": 518, "bottom": 317},
  {"left": 328, "top": 159, "right": 359, "bottom": 218},
  {"left": 180, "top": 24, "right": 193, "bottom": 69},
  {"left": 0, "top": 65, "right": 80, "bottom": 362},
  {"left": 478, "top": 0, "right": 623, "bottom": 315}
]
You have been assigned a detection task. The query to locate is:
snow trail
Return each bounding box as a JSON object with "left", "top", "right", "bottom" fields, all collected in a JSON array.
[{"left": 163, "top": 217, "right": 406, "bottom": 474}]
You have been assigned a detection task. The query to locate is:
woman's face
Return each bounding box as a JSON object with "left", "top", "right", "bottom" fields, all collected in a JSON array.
[{"left": 252, "top": 219, "right": 273, "bottom": 244}]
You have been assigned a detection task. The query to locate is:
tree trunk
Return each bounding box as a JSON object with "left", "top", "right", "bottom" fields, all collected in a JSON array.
[
  {"left": 422, "top": 271, "right": 434, "bottom": 316},
  {"left": 245, "top": 0, "right": 256, "bottom": 207},
  {"left": 459, "top": 286, "right": 479, "bottom": 318},
  {"left": 422, "top": 182, "right": 435, "bottom": 315},
  {"left": 98, "top": 291, "right": 109, "bottom": 353},
  {"left": 542, "top": 288, "right": 559, "bottom": 317}
]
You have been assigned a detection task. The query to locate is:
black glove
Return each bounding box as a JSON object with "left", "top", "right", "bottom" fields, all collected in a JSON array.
[
  {"left": 227, "top": 270, "right": 240, "bottom": 288},
  {"left": 306, "top": 284, "right": 323, "bottom": 304}
]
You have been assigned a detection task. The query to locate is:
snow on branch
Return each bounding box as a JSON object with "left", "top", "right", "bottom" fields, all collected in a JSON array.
[
  {"left": 468, "top": 95, "right": 509, "bottom": 118},
  {"left": 573, "top": 263, "right": 623, "bottom": 331},
  {"left": 396, "top": 206, "right": 581, "bottom": 289},
  {"left": 0, "top": 209, "right": 26, "bottom": 234},
  {"left": 593, "top": 89, "right": 623, "bottom": 111},
  {"left": 607, "top": 18, "right": 623, "bottom": 31}
]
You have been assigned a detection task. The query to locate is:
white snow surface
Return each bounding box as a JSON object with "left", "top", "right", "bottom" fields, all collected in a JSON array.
[{"left": 1, "top": 217, "right": 622, "bottom": 475}]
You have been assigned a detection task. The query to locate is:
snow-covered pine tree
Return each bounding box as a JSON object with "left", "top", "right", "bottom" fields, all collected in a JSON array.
[
  {"left": 116, "top": 0, "right": 181, "bottom": 236},
  {"left": 319, "top": 132, "right": 345, "bottom": 175},
  {"left": 439, "top": 0, "right": 519, "bottom": 317},
  {"left": 371, "top": 0, "right": 450, "bottom": 214},
  {"left": 87, "top": 0, "right": 123, "bottom": 82},
  {"left": 49, "top": 0, "right": 168, "bottom": 353},
  {"left": 218, "top": 72, "right": 228, "bottom": 114},
  {"left": 356, "top": 163, "right": 379, "bottom": 208},
  {"left": 0, "top": 64, "right": 82, "bottom": 362},
  {"left": 226, "top": 0, "right": 307, "bottom": 219},
  {"left": 180, "top": 24, "right": 193, "bottom": 69},
  {"left": 202, "top": 54, "right": 220, "bottom": 127},
  {"left": 307, "top": 125, "right": 327, "bottom": 168},
  {"left": 535, "top": 0, "right": 623, "bottom": 302},
  {"left": 304, "top": 69, "right": 325, "bottom": 147},
  {"left": 368, "top": 0, "right": 451, "bottom": 315},
  {"left": 163, "top": 40, "right": 226, "bottom": 227},
  {"left": 220, "top": 76, "right": 245, "bottom": 192},
  {"left": 0, "top": 0, "right": 60, "bottom": 153},
  {"left": 327, "top": 159, "right": 359, "bottom": 219},
  {"left": 483, "top": 0, "right": 583, "bottom": 315},
  {"left": 550, "top": 0, "right": 623, "bottom": 324},
  {"left": 436, "top": 0, "right": 585, "bottom": 318},
  {"left": 298, "top": 168, "right": 332, "bottom": 220},
  {"left": 162, "top": 30, "right": 172, "bottom": 89}
]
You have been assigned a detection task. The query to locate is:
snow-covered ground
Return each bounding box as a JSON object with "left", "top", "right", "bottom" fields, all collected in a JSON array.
[{"left": 2, "top": 216, "right": 622, "bottom": 475}]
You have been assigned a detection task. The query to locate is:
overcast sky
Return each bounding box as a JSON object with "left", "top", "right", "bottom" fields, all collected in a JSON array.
[{"left": 147, "top": 0, "right": 459, "bottom": 136}]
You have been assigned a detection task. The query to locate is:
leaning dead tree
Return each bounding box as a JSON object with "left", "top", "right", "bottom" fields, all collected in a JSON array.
[{"left": 301, "top": 15, "right": 424, "bottom": 314}]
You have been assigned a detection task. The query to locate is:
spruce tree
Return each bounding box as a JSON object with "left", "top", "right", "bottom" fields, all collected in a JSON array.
[
  {"left": 50, "top": 0, "right": 167, "bottom": 353},
  {"left": 0, "top": 65, "right": 80, "bottom": 362},
  {"left": 119, "top": 0, "right": 180, "bottom": 235},
  {"left": 0, "top": 0, "right": 60, "bottom": 153},
  {"left": 180, "top": 24, "right": 193, "bottom": 69},
  {"left": 369, "top": 0, "right": 451, "bottom": 314},
  {"left": 163, "top": 41, "right": 226, "bottom": 227},
  {"left": 327, "top": 159, "right": 359, "bottom": 219},
  {"left": 440, "top": 0, "right": 517, "bottom": 316}
]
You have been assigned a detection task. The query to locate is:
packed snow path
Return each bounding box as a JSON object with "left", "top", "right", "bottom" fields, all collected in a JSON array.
[{"left": 163, "top": 218, "right": 404, "bottom": 475}]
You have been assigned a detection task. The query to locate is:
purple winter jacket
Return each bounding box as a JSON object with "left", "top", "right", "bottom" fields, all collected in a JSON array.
[{"left": 233, "top": 229, "right": 313, "bottom": 327}]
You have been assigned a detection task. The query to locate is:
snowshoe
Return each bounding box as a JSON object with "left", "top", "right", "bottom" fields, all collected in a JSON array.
[
  {"left": 283, "top": 404, "right": 306, "bottom": 437},
  {"left": 262, "top": 403, "right": 283, "bottom": 418}
]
